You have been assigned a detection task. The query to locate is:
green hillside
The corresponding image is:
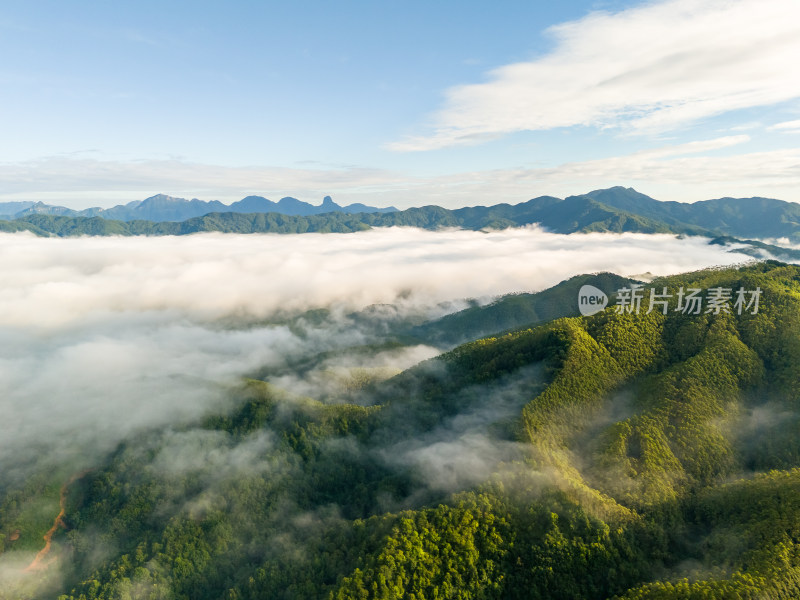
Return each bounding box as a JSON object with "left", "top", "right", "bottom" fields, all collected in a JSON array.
[
  {"left": 410, "top": 272, "right": 638, "bottom": 347},
  {"left": 2, "top": 262, "right": 800, "bottom": 598},
  {"left": 583, "top": 187, "right": 800, "bottom": 241}
]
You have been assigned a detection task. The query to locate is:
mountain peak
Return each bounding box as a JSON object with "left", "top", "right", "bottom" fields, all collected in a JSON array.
[
  {"left": 580, "top": 187, "right": 656, "bottom": 201},
  {"left": 142, "top": 193, "right": 187, "bottom": 204}
]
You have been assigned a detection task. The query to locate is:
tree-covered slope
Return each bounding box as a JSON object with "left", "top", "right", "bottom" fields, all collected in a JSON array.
[
  {"left": 584, "top": 186, "right": 800, "bottom": 241},
  {"left": 3, "top": 262, "right": 800, "bottom": 598},
  {"left": 410, "top": 272, "right": 638, "bottom": 347}
]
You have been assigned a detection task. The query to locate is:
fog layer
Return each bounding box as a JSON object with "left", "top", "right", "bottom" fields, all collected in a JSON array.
[{"left": 0, "top": 228, "right": 748, "bottom": 473}]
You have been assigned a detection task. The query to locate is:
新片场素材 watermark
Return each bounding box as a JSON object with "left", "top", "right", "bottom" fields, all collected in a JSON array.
[{"left": 578, "top": 284, "right": 761, "bottom": 316}]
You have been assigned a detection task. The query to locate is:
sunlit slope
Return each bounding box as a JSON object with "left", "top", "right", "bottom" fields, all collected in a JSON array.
[
  {"left": 3, "top": 261, "right": 800, "bottom": 599},
  {"left": 326, "top": 260, "right": 800, "bottom": 598}
]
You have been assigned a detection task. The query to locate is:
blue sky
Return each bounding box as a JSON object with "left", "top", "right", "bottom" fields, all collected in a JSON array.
[{"left": 1, "top": 0, "right": 799, "bottom": 209}]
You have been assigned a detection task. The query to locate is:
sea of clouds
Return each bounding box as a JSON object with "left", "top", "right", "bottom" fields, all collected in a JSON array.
[{"left": 0, "top": 227, "right": 753, "bottom": 475}]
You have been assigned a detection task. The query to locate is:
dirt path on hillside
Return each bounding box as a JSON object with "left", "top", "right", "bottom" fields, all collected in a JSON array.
[{"left": 24, "top": 471, "right": 87, "bottom": 572}]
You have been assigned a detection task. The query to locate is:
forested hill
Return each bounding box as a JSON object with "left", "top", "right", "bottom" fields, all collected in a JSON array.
[
  {"left": 409, "top": 271, "right": 639, "bottom": 347},
  {"left": 581, "top": 187, "right": 800, "bottom": 240},
  {"left": 3, "top": 186, "right": 800, "bottom": 239},
  {"left": 4, "top": 261, "right": 800, "bottom": 598}
]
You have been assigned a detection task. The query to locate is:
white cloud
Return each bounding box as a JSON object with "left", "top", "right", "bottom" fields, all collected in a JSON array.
[
  {"left": 1, "top": 133, "right": 799, "bottom": 209},
  {"left": 639, "top": 135, "right": 751, "bottom": 158},
  {"left": 389, "top": 0, "right": 800, "bottom": 151},
  {"left": 519, "top": 141, "right": 800, "bottom": 187},
  {"left": 768, "top": 119, "right": 800, "bottom": 133},
  {"left": 392, "top": 138, "right": 800, "bottom": 205},
  {"left": 0, "top": 228, "right": 753, "bottom": 474},
  {"left": 0, "top": 156, "right": 405, "bottom": 206},
  {"left": 0, "top": 228, "right": 749, "bottom": 331}
]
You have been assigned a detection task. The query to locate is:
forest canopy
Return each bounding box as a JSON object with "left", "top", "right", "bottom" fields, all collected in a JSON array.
[{"left": 2, "top": 260, "right": 800, "bottom": 599}]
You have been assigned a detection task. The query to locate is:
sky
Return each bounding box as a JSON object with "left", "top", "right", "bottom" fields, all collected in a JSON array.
[{"left": 1, "top": 0, "right": 799, "bottom": 209}]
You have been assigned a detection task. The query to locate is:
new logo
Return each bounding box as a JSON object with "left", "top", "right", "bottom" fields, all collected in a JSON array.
[{"left": 578, "top": 284, "right": 608, "bottom": 316}]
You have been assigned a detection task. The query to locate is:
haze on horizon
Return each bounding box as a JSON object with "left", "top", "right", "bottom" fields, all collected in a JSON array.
[{"left": 1, "top": 0, "right": 799, "bottom": 210}]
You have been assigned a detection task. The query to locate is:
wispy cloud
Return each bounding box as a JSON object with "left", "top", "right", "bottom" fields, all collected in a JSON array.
[
  {"left": 635, "top": 135, "right": 751, "bottom": 159},
  {"left": 388, "top": 0, "right": 800, "bottom": 151},
  {"left": 2, "top": 134, "right": 799, "bottom": 208},
  {"left": 768, "top": 119, "right": 800, "bottom": 133},
  {"left": 423, "top": 142, "right": 800, "bottom": 204},
  {"left": 0, "top": 156, "right": 406, "bottom": 205}
]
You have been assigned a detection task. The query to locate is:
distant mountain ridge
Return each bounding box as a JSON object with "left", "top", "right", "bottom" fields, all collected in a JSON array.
[
  {"left": 3, "top": 186, "right": 800, "bottom": 243},
  {"left": 3, "top": 194, "right": 398, "bottom": 222},
  {"left": 577, "top": 187, "right": 800, "bottom": 240}
]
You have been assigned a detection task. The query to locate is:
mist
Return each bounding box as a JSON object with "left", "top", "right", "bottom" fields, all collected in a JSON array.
[
  {"left": 0, "top": 227, "right": 779, "bottom": 597},
  {"left": 381, "top": 363, "right": 546, "bottom": 494},
  {"left": 0, "top": 228, "right": 750, "bottom": 478},
  {"left": 0, "top": 228, "right": 749, "bottom": 330}
]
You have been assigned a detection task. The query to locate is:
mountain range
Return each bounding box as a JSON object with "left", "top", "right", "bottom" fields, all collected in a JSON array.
[
  {"left": 0, "top": 193, "right": 397, "bottom": 222},
  {"left": 3, "top": 187, "right": 800, "bottom": 243},
  {"left": 5, "top": 261, "right": 800, "bottom": 598}
]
